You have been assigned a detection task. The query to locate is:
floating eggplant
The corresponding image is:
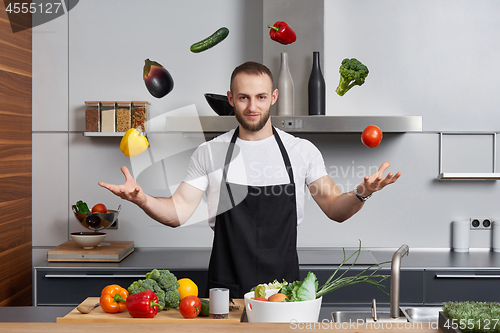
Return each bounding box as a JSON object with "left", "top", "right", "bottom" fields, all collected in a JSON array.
[{"left": 143, "top": 59, "right": 174, "bottom": 98}]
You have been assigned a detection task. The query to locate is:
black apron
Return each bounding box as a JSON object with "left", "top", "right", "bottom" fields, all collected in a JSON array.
[{"left": 207, "top": 127, "right": 300, "bottom": 299}]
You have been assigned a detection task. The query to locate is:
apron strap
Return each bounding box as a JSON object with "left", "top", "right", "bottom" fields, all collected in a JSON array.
[
  {"left": 272, "top": 126, "right": 294, "bottom": 184},
  {"left": 221, "top": 128, "right": 240, "bottom": 207}
]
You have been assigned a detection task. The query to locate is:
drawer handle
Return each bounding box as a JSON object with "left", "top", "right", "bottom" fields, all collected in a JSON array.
[
  {"left": 44, "top": 275, "right": 146, "bottom": 278},
  {"left": 435, "top": 274, "right": 500, "bottom": 279}
]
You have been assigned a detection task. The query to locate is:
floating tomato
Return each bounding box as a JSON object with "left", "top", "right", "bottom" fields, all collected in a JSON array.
[{"left": 361, "top": 125, "right": 383, "bottom": 148}]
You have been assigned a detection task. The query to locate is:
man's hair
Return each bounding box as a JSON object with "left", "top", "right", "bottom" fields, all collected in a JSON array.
[{"left": 230, "top": 61, "right": 274, "bottom": 92}]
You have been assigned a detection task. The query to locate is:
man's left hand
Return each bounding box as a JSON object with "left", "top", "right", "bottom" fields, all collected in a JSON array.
[{"left": 358, "top": 162, "right": 401, "bottom": 197}]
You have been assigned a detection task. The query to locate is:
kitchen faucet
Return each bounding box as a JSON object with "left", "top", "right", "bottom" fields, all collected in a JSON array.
[{"left": 390, "top": 244, "right": 409, "bottom": 319}]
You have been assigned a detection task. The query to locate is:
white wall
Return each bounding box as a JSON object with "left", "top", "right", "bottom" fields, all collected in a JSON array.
[{"left": 33, "top": 0, "right": 500, "bottom": 249}]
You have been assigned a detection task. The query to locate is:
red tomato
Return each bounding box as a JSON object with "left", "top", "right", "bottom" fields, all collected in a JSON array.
[
  {"left": 361, "top": 125, "right": 383, "bottom": 148},
  {"left": 253, "top": 297, "right": 268, "bottom": 301},
  {"left": 92, "top": 203, "right": 107, "bottom": 213},
  {"left": 179, "top": 296, "right": 201, "bottom": 319}
]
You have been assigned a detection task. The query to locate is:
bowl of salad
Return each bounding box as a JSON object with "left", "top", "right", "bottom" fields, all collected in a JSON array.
[{"left": 243, "top": 274, "right": 322, "bottom": 323}]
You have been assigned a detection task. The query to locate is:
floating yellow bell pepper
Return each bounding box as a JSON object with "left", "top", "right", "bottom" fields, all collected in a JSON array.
[{"left": 120, "top": 128, "right": 149, "bottom": 157}]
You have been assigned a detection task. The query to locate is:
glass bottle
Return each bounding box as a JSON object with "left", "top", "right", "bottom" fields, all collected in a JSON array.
[
  {"left": 276, "top": 52, "right": 294, "bottom": 116},
  {"left": 308, "top": 51, "right": 326, "bottom": 115}
]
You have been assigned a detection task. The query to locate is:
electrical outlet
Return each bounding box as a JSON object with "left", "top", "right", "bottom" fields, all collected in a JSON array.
[
  {"left": 470, "top": 217, "right": 492, "bottom": 230},
  {"left": 285, "top": 119, "right": 295, "bottom": 129}
]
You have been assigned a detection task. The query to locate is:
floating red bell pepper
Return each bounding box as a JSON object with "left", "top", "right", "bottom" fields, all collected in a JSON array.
[
  {"left": 268, "top": 21, "right": 297, "bottom": 45},
  {"left": 126, "top": 290, "right": 163, "bottom": 318}
]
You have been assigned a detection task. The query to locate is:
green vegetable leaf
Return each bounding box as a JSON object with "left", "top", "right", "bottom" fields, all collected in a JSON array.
[
  {"left": 254, "top": 285, "right": 266, "bottom": 299},
  {"left": 73, "top": 200, "right": 90, "bottom": 213},
  {"left": 296, "top": 271, "right": 318, "bottom": 301}
]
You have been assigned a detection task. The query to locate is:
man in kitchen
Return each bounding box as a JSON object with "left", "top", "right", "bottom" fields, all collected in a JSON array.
[{"left": 99, "top": 61, "right": 401, "bottom": 298}]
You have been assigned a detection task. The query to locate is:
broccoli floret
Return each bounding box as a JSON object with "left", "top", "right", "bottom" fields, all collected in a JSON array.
[
  {"left": 145, "top": 269, "right": 161, "bottom": 281},
  {"left": 147, "top": 269, "right": 181, "bottom": 310},
  {"left": 336, "top": 58, "right": 369, "bottom": 96},
  {"left": 129, "top": 269, "right": 181, "bottom": 310},
  {"left": 153, "top": 270, "right": 180, "bottom": 292}
]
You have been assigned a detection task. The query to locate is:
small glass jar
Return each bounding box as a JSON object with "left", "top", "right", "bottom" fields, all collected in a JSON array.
[
  {"left": 100, "top": 101, "right": 116, "bottom": 132},
  {"left": 84, "top": 101, "right": 100, "bottom": 132},
  {"left": 116, "top": 101, "right": 132, "bottom": 133},
  {"left": 132, "top": 101, "right": 150, "bottom": 132}
]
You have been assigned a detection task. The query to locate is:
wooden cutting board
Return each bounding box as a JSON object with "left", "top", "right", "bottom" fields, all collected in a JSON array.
[
  {"left": 48, "top": 241, "right": 134, "bottom": 262},
  {"left": 56, "top": 297, "right": 244, "bottom": 323}
]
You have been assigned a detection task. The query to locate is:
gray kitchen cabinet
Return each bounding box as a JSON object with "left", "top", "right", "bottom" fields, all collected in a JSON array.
[
  {"left": 301, "top": 268, "right": 424, "bottom": 306},
  {"left": 424, "top": 270, "right": 500, "bottom": 304},
  {"left": 34, "top": 268, "right": 208, "bottom": 306}
]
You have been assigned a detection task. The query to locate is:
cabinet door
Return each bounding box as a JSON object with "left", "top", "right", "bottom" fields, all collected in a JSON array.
[
  {"left": 35, "top": 269, "right": 208, "bottom": 306},
  {"left": 425, "top": 270, "right": 500, "bottom": 304},
  {"left": 301, "top": 269, "right": 424, "bottom": 306}
]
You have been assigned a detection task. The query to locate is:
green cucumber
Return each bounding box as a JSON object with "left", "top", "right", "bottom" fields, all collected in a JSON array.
[{"left": 190, "top": 27, "right": 229, "bottom": 53}]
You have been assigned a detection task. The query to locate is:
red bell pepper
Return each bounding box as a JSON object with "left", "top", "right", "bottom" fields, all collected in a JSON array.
[
  {"left": 126, "top": 290, "right": 163, "bottom": 318},
  {"left": 268, "top": 21, "right": 297, "bottom": 45}
]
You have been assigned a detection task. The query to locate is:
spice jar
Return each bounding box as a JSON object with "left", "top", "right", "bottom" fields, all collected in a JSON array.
[
  {"left": 132, "top": 101, "right": 150, "bottom": 132},
  {"left": 209, "top": 288, "right": 229, "bottom": 319},
  {"left": 100, "top": 102, "right": 116, "bottom": 132},
  {"left": 116, "top": 101, "right": 132, "bottom": 133},
  {"left": 84, "top": 101, "right": 100, "bottom": 132}
]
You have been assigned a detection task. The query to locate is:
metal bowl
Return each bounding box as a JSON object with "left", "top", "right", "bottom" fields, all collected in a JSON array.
[
  {"left": 72, "top": 205, "right": 120, "bottom": 231},
  {"left": 204, "top": 93, "right": 234, "bottom": 116}
]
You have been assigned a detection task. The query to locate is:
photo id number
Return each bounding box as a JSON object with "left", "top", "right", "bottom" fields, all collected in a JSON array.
[
  {"left": 5, "top": 2, "right": 63, "bottom": 14},
  {"left": 443, "top": 318, "right": 499, "bottom": 331}
]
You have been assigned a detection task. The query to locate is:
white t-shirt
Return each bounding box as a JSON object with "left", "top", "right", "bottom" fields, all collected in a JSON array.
[{"left": 183, "top": 128, "right": 327, "bottom": 228}]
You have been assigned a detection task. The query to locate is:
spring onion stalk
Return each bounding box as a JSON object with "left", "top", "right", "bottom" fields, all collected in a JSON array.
[{"left": 316, "top": 241, "right": 390, "bottom": 299}]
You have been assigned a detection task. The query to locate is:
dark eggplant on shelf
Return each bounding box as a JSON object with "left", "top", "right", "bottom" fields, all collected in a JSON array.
[{"left": 143, "top": 58, "right": 174, "bottom": 98}]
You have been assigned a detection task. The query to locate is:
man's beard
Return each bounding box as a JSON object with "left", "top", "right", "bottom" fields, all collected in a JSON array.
[{"left": 234, "top": 107, "right": 271, "bottom": 132}]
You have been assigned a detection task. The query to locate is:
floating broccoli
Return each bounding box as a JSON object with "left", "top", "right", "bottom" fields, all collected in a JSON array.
[
  {"left": 335, "top": 58, "right": 369, "bottom": 96},
  {"left": 128, "top": 269, "right": 181, "bottom": 311}
]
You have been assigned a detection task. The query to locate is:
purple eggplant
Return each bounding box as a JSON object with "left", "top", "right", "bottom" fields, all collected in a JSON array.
[{"left": 143, "top": 59, "right": 174, "bottom": 98}]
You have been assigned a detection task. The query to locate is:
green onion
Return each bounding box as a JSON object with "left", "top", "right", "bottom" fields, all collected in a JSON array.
[{"left": 316, "top": 240, "right": 390, "bottom": 299}]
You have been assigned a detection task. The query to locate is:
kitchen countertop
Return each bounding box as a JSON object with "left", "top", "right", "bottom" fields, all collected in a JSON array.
[
  {"left": 33, "top": 246, "right": 500, "bottom": 270},
  {"left": 0, "top": 305, "right": 439, "bottom": 332},
  {"left": 0, "top": 322, "right": 439, "bottom": 333}
]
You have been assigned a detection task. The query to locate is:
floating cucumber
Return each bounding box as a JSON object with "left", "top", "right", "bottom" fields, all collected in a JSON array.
[{"left": 190, "top": 27, "right": 229, "bottom": 53}]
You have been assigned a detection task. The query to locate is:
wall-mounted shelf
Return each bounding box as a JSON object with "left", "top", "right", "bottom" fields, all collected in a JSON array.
[
  {"left": 438, "top": 132, "right": 499, "bottom": 181},
  {"left": 84, "top": 132, "right": 125, "bottom": 137},
  {"left": 83, "top": 132, "right": 145, "bottom": 137},
  {"left": 437, "top": 173, "right": 500, "bottom": 180},
  {"left": 164, "top": 115, "right": 423, "bottom": 133}
]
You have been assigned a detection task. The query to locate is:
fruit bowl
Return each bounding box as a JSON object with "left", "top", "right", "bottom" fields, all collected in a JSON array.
[
  {"left": 244, "top": 289, "right": 322, "bottom": 323},
  {"left": 72, "top": 206, "right": 120, "bottom": 231},
  {"left": 204, "top": 93, "right": 234, "bottom": 116},
  {"left": 70, "top": 231, "right": 107, "bottom": 249}
]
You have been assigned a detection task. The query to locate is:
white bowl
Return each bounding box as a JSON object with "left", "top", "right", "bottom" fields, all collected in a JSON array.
[
  {"left": 244, "top": 289, "right": 322, "bottom": 323},
  {"left": 70, "top": 232, "right": 106, "bottom": 249}
]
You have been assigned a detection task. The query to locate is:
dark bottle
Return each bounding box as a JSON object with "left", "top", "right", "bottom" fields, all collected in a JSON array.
[{"left": 308, "top": 52, "right": 326, "bottom": 115}]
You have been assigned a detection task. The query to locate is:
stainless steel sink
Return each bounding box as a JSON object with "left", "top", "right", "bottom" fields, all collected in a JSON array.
[
  {"left": 331, "top": 310, "right": 394, "bottom": 322},
  {"left": 331, "top": 307, "right": 442, "bottom": 323},
  {"left": 400, "top": 307, "right": 442, "bottom": 323}
]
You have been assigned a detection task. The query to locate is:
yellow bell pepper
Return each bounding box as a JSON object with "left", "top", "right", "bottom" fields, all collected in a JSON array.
[{"left": 120, "top": 128, "right": 149, "bottom": 157}]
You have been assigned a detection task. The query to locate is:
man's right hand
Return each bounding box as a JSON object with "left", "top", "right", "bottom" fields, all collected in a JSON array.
[{"left": 98, "top": 166, "right": 147, "bottom": 207}]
